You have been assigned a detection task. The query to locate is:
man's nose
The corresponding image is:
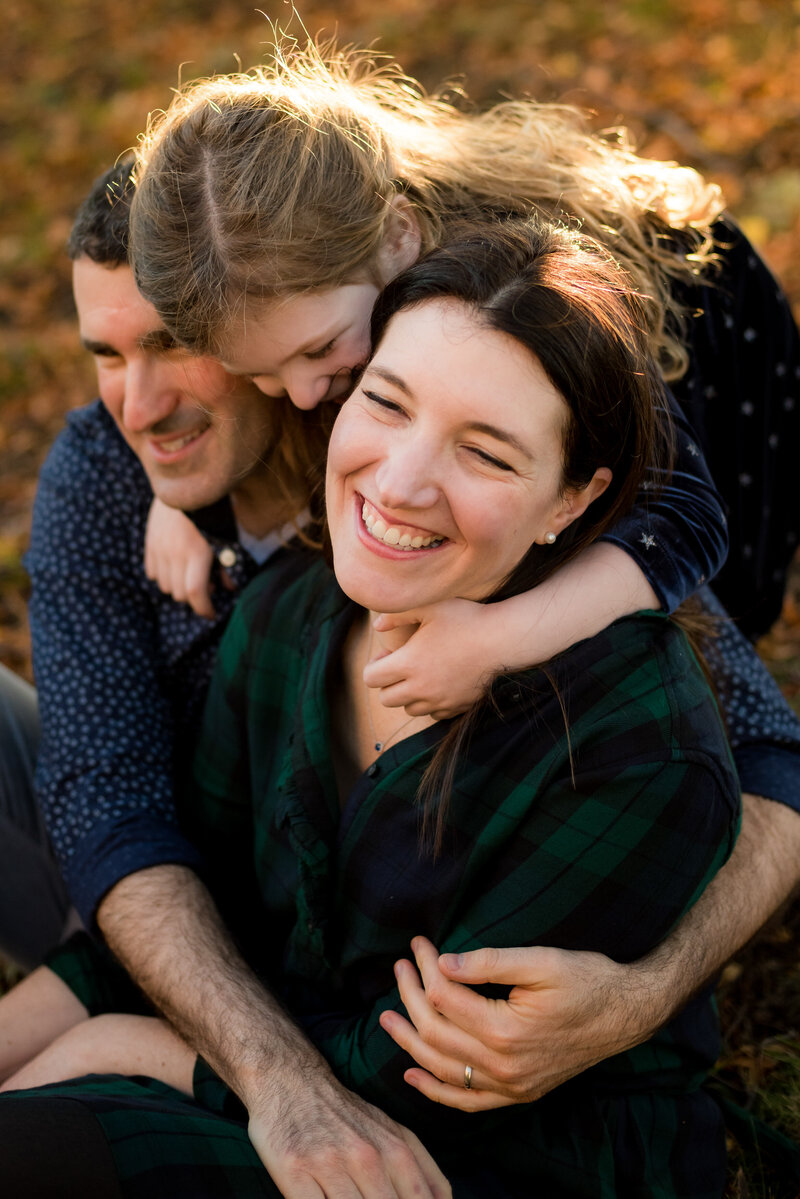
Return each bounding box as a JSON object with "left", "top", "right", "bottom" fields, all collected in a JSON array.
[{"left": 122, "top": 361, "right": 181, "bottom": 433}]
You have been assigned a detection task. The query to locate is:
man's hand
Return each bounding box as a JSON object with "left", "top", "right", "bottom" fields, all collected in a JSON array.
[
  {"left": 380, "top": 797, "right": 800, "bottom": 1112},
  {"left": 379, "top": 937, "right": 639, "bottom": 1111},
  {"left": 99, "top": 866, "right": 450, "bottom": 1197},
  {"left": 248, "top": 1065, "right": 450, "bottom": 1199}
]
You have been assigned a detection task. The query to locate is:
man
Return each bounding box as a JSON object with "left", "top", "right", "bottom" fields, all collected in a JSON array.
[
  {"left": 6, "top": 161, "right": 449, "bottom": 1194},
  {"left": 28, "top": 161, "right": 313, "bottom": 933}
]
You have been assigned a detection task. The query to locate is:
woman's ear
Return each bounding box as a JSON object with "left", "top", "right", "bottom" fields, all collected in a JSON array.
[
  {"left": 538, "top": 468, "right": 612, "bottom": 542},
  {"left": 375, "top": 195, "right": 422, "bottom": 284}
]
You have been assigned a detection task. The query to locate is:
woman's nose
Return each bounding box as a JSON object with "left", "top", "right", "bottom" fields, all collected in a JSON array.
[{"left": 373, "top": 439, "right": 441, "bottom": 511}]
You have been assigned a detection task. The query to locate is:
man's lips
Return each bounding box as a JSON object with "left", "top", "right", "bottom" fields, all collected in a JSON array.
[
  {"left": 148, "top": 422, "right": 211, "bottom": 460},
  {"left": 359, "top": 495, "right": 446, "bottom": 550}
]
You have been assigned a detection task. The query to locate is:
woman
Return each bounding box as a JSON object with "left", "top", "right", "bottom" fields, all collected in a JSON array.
[
  {"left": 125, "top": 45, "right": 800, "bottom": 1115},
  {"left": 0, "top": 222, "right": 740, "bottom": 1197}
]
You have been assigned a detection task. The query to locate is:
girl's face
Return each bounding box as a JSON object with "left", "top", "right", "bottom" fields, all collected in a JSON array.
[
  {"left": 326, "top": 299, "right": 610, "bottom": 614},
  {"left": 219, "top": 284, "right": 379, "bottom": 411},
  {"left": 217, "top": 200, "right": 422, "bottom": 411}
]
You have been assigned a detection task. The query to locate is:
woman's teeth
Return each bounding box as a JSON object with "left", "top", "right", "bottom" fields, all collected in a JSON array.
[{"left": 361, "top": 502, "right": 443, "bottom": 550}]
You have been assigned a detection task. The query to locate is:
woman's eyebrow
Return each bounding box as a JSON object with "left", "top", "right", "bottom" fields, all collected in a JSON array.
[
  {"left": 467, "top": 421, "right": 533, "bottom": 459},
  {"left": 366, "top": 365, "right": 534, "bottom": 458},
  {"left": 364, "top": 364, "right": 412, "bottom": 394}
]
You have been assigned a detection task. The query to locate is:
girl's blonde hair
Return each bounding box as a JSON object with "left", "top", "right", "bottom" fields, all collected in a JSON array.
[{"left": 131, "top": 38, "right": 724, "bottom": 380}]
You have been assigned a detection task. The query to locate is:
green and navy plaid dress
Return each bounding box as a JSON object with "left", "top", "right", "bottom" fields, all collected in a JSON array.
[{"left": 11, "top": 556, "right": 740, "bottom": 1197}]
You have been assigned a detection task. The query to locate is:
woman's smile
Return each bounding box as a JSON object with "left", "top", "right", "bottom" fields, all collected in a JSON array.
[{"left": 359, "top": 495, "right": 447, "bottom": 551}]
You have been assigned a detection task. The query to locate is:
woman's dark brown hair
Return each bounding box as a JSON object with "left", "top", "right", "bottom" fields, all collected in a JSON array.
[{"left": 366, "top": 218, "right": 674, "bottom": 851}]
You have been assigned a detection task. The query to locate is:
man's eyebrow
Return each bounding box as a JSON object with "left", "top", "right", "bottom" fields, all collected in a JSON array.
[
  {"left": 138, "top": 329, "right": 178, "bottom": 351},
  {"left": 81, "top": 337, "right": 117, "bottom": 355}
]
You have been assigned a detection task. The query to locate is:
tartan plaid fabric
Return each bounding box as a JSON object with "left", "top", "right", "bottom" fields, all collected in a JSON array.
[
  {"left": 9, "top": 556, "right": 740, "bottom": 1196},
  {"left": 45, "top": 930, "right": 151, "bottom": 1017}
]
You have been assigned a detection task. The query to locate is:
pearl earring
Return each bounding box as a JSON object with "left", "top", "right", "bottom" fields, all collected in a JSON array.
[{"left": 544, "top": 531, "right": 557, "bottom": 544}]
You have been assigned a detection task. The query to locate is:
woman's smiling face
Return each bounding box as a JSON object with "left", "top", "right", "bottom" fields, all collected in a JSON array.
[{"left": 326, "top": 298, "right": 610, "bottom": 613}]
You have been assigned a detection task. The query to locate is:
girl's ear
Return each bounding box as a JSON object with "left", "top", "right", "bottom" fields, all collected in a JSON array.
[
  {"left": 375, "top": 195, "right": 422, "bottom": 283},
  {"left": 537, "top": 468, "right": 612, "bottom": 543}
]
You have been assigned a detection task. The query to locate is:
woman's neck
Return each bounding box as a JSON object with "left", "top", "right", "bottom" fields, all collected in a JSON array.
[
  {"left": 329, "top": 611, "right": 434, "bottom": 806},
  {"left": 366, "top": 612, "right": 417, "bottom": 656}
]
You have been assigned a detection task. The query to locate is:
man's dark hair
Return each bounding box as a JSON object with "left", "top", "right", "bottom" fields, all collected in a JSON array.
[{"left": 67, "top": 160, "right": 135, "bottom": 265}]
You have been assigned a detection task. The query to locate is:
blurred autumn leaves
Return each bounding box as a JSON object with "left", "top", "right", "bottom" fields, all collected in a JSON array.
[{"left": 1, "top": 0, "right": 799, "bottom": 675}]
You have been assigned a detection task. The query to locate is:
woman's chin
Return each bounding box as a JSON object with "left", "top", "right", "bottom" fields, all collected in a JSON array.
[{"left": 333, "top": 567, "right": 418, "bottom": 615}]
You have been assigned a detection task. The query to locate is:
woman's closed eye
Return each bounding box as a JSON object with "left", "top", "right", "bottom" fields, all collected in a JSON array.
[
  {"left": 363, "top": 390, "right": 406, "bottom": 416},
  {"left": 467, "top": 445, "right": 514, "bottom": 472}
]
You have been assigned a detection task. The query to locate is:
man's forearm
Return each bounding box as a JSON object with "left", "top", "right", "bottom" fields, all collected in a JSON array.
[
  {"left": 96, "top": 863, "right": 328, "bottom": 1107},
  {"left": 633, "top": 793, "right": 800, "bottom": 1035},
  {"left": 97, "top": 865, "right": 451, "bottom": 1197}
]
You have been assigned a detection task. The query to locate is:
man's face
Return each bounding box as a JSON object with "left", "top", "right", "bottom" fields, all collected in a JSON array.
[{"left": 72, "top": 258, "right": 275, "bottom": 511}]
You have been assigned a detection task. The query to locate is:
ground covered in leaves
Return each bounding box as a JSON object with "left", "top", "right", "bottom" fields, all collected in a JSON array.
[{"left": 1, "top": 2, "right": 799, "bottom": 1193}]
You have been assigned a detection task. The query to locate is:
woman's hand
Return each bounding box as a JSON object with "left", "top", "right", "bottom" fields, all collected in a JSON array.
[
  {"left": 145, "top": 497, "right": 216, "bottom": 618},
  {"left": 0, "top": 1013, "right": 196, "bottom": 1096},
  {"left": 379, "top": 937, "right": 655, "bottom": 1112},
  {"left": 364, "top": 600, "right": 501, "bottom": 719}
]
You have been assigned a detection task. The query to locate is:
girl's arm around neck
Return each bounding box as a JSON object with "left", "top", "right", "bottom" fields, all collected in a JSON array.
[{"left": 365, "top": 542, "right": 658, "bottom": 718}]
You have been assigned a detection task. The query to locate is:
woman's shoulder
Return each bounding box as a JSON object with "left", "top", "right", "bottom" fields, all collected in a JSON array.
[
  {"left": 561, "top": 608, "right": 699, "bottom": 681},
  {"left": 536, "top": 611, "right": 735, "bottom": 778}
]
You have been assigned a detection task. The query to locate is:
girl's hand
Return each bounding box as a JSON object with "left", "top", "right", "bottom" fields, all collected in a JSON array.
[
  {"left": 365, "top": 545, "right": 660, "bottom": 719},
  {"left": 145, "top": 497, "right": 216, "bottom": 618},
  {"left": 379, "top": 936, "right": 639, "bottom": 1112},
  {"left": 364, "top": 600, "right": 504, "bottom": 719}
]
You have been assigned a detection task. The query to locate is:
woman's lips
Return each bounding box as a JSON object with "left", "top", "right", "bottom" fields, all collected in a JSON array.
[{"left": 360, "top": 496, "right": 445, "bottom": 550}]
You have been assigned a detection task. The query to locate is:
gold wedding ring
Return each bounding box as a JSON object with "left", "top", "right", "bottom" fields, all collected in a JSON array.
[{"left": 464, "top": 1064, "right": 473, "bottom": 1089}]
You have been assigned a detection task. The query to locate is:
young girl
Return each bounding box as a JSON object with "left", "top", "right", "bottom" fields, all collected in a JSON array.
[{"left": 130, "top": 38, "right": 798, "bottom": 675}]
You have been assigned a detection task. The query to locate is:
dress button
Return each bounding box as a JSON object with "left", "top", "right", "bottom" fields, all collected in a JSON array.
[
  {"left": 218, "top": 547, "right": 237, "bottom": 568},
  {"left": 367, "top": 763, "right": 378, "bottom": 778}
]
